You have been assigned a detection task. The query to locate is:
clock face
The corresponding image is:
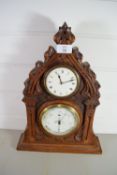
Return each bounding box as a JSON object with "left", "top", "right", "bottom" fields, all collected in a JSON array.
[
  {"left": 40, "top": 104, "right": 80, "bottom": 136},
  {"left": 44, "top": 66, "right": 80, "bottom": 97}
]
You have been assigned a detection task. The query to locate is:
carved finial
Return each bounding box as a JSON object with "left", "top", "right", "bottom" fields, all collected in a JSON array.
[
  {"left": 54, "top": 22, "right": 75, "bottom": 44},
  {"left": 62, "top": 22, "right": 69, "bottom": 29}
]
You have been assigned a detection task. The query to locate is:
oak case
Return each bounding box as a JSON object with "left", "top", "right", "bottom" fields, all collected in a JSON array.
[{"left": 17, "top": 23, "right": 102, "bottom": 154}]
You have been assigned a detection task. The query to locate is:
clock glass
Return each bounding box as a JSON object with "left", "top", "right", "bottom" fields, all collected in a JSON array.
[
  {"left": 40, "top": 104, "right": 80, "bottom": 136},
  {"left": 44, "top": 66, "right": 80, "bottom": 97}
]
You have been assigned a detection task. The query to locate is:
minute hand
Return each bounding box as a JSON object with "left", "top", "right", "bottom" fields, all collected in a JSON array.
[{"left": 62, "top": 79, "right": 74, "bottom": 84}]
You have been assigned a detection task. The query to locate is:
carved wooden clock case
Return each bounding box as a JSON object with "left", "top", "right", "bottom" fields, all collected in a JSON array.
[{"left": 17, "top": 23, "right": 102, "bottom": 154}]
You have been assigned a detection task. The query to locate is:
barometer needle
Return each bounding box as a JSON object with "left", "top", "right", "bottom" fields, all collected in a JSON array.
[{"left": 58, "top": 120, "right": 61, "bottom": 132}]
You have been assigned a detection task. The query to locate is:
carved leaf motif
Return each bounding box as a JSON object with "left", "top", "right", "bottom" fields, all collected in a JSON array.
[{"left": 44, "top": 46, "right": 56, "bottom": 61}]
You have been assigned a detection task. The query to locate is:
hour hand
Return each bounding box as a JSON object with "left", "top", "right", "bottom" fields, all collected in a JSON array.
[{"left": 56, "top": 73, "right": 62, "bottom": 84}]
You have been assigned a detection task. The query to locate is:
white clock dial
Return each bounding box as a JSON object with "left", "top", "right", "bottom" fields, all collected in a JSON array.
[
  {"left": 44, "top": 66, "right": 80, "bottom": 97},
  {"left": 40, "top": 105, "right": 80, "bottom": 136}
]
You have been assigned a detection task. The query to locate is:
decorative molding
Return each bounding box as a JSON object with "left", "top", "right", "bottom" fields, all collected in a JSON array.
[
  {"left": 97, "top": 0, "right": 117, "bottom": 2},
  {"left": 0, "top": 62, "right": 117, "bottom": 72},
  {"left": 92, "top": 66, "right": 117, "bottom": 72},
  {"left": 0, "top": 117, "right": 116, "bottom": 133},
  {"left": 0, "top": 30, "right": 54, "bottom": 36},
  {"left": 0, "top": 30, "right": 117, "bottom": 40},
  {"left": 76, "top": 33, "right": 117, "bottom": 40},
  {"left": 0, "top": 117, "right": 26, "bottom": 130}
]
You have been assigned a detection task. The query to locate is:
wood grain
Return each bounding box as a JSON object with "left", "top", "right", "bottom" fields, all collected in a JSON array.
[{"left": 17, "top": 23, "right": 102, "bottom": 154}]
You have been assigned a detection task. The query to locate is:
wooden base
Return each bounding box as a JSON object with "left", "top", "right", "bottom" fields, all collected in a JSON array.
[{"left": 17, "top": 133, "right": 102, "bottom": 154}]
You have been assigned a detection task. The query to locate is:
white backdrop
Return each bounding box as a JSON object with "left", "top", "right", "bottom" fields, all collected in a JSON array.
[{"left": 0, "top": 0, "right": 117, "bottom": 133}]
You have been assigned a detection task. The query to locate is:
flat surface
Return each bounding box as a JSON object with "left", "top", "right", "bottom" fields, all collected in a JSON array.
[{"left": 0, "top": 129, "right": 117, "bottom": 175}]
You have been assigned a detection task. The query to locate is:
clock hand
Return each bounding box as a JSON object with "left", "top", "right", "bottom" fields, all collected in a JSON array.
[
  {"left": 62, "top": 79, "right": 74, "bottom": 84},
  {"left": 55, "top": 73, "right": 62, "bottom": 84}
]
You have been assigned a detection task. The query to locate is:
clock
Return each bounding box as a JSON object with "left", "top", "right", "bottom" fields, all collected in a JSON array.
[
  {"left": 44, "top": 66, "right": 80, "bottom": 97},
  {"left": 17, "top": 22, "right": 102, "bottom": 154},
  {"left": 39, "top": 104, "right": 80, "bottom": 136}
]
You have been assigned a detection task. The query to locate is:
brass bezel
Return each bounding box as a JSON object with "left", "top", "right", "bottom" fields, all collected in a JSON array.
[
  {"left": 43, "top": 65, "right": 80, "bottom": 98},
  {"left": 39, "top": 104, "right": 80, "bottom": 136}
]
